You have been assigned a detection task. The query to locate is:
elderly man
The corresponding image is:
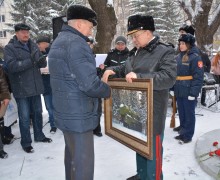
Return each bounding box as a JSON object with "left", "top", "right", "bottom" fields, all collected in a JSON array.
[
  {"left": 102, "top": 14, "right": 177, "bottom": 180},
  {"left": 48, "top": 5, "right": 111, "bottom": 180},
  {"left": 4, "top": 23, "right": 52, "bottom": 153}
]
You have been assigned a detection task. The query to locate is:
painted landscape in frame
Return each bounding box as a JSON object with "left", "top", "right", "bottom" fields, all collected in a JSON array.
[{"left": 104, "top": 78, "right": 153, "bottom": 160}]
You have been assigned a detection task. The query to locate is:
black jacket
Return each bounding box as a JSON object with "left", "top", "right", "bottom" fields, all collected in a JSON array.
[{"left": 104, "top": 48, "right": 129, "bottom": 67}]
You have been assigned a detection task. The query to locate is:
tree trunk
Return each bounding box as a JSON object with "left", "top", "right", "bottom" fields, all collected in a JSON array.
[
  {"left": 179, "top": 0, "right": 220, "bottom": 51},
  {"left": 88, "top": 0, "right": 117, "bottom": 54}
]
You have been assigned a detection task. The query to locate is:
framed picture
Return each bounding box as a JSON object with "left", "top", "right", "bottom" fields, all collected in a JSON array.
[{"left": 104, "top": 78, "right": 153, "bottom": 159}]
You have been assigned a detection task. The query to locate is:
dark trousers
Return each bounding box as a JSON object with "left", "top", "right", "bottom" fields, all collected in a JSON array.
[
  {"left": 136, "top": 134, "right": 164, "bottom": 180},
  {"left": 177, "top": 97, "right": 197, "bottom": 140},
  {"left": 93, "top": 98, "right": 102, "bottom": 134},
  {"left": 63, "top": 130, "right": 94, "bottom": 180},
  {"left": 15, "top": 95, "right": 45, "bottom": 148}
]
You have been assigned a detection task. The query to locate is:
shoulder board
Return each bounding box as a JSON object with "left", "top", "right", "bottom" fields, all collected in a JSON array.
[
  {"left": 192, "top": 53, "right": 199, "bottom": 57},
  {"left": 158, "top": 41, "right": 174, "bottom": 48}
]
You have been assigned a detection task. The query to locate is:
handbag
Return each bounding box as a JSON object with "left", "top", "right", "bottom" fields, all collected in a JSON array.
[{"left": 4, "top": 94, "right": 18, "bottom": 127}]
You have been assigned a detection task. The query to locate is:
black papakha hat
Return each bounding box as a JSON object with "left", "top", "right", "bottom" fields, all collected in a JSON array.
[
  {"left": 179, "top": 24, "right": 195, "bottom": 36},
  {"left": 66, "top": 5, "right": 97, "bottom": 26},
  {"left": 115, "top": 36, "right": 127, "bottom": 45},
  {"left": 14, "top": 23, "right": 31, "bottom": 32},
  {"left": 127, "top": 14, "right": 155, "bottom": 35},
  {"left": 36, "top": 36, "right": 51, "bottom": 44},
  {"left": 178, "top": 33, "right": 195, "bottom": 46}
]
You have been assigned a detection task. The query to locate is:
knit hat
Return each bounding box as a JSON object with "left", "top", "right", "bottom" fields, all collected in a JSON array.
[
  {"left": 66, "top": 5, "right": 97, "bottom": 26},
  {"left": 127, "top": 14, "right": 155, "bottom": 35},
  {"left": 178, "top": 33, "right": 195, "bottom": 46},
  {"left": 179, "top": 24, "right": 195, "bottom": 36},
  {"left": 14, "top": 23, "right": 31, "bottom": 32},
  {"left": 36, "top": 36, "right": 51, "bottom": 44},
  {"left": 115, "top": 36, "right": 127, "bottom": 45}
]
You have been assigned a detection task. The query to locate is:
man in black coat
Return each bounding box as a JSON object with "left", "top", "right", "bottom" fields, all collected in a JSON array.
[{"left": 99, "top": 35, "right": 129, "bottom": 71}]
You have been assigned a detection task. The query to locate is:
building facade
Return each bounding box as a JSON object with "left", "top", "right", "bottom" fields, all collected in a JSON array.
[{"left": 0, "top": 0, "right": 13, "bottom": 47}]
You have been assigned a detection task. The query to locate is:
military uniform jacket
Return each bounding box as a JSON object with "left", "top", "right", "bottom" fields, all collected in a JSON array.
[
  {"left": 174, "top": 46, "right": 204, "bottom": 98},
  {"left": 112, "top": 36, "right": 177, "bottom": 135},
  {"left": 4, "top": 36, "right": 46, "bottom": 98}
]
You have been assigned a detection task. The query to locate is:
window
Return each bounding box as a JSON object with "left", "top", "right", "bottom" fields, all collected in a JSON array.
[
  {"left": 0, "top": 31, "right": 6, "bottom": 38},
  {"left": 0, "top": 15, "right": 5, "bottom": 22}
]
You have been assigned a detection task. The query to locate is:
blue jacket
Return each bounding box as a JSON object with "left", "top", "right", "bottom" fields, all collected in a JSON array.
[
  {"left": 48, "top": 24, "right": 111, "bottom": 133},
  {"left": 4, "top": 36, "right": 46, "bottom": 98},
  {"left": 174, "top": 46, "right": 204, "bottom": 98}
]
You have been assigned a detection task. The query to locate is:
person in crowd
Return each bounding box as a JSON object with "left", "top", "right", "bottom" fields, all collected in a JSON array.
[
  {"left": 48, "top": 5, "right": 111, "bottom": 180},
  {"left": 179, "top": 24, "right": 195, "bottom": 36},
  {"left": 36, "top": 36, "right": 57, "bottom": 134},
  {"left": 172, "top": 24, "right": 209, "bottom": 133},
  {"left": 0, "top": 65, "right": 11, "bottom": 158},
  {"left": 87, "top": 37, "right": 103, "bottom": 137},
  {"left": 200, "top": 50, "right": 211, "bottom": 106},
  {"left": 0, "top": 58, "right": 15, "bottom": 145},
  {"left": 173, "top": 33, "right": 204, "bottom": 143},
  {"left": 211, "top": 50, "right": 220, "bottom": 84},
  {"left": 4, "top": 23, "right": 52, "bottom": 153},
  {"left": 102, "top": 14, "right": 176, "bottom": 180},
  {"left": 99, "top": 35, "right": 129, "bottom": 71}
]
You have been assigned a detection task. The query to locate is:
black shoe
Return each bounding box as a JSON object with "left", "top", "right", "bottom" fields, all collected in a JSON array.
[
  {"left": 36, "top": 137, "right": 52, "bottom": 143},
  {"left": 127, "top": 174, "right": 141, "bottom": 180},
  {"left": 0, "top": 150, "right": 8, "bottom": 159},
  {"left": 23, "top": 146, "right": 34, "bottom": 153},
  {"left": 2, "top": 137, "right": 14, "bottom": 145},
  {"left": 7, "top": 133, "right": 15, "bottom": 139},
  {"left": 93, "top": 132, "right": 103, "bottom": 137},
  {"left": 201, "top": 102, "right": 207, "bottom": 106},
  {"left": 173, "top": 126, "right": 181, "bottom": 132},
  {"left": 50, "top": 127, "right": 57, "bottom": 134},
  {"left": 174, "top": 135, "right": 184, "bottom": 140},
  {"left": 179, "top": 139, "right": 192, "bottom": 144}
]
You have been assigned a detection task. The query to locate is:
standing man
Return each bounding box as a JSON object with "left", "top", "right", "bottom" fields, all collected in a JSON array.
[
  {"left": 99, "top": 35, "right": 129, "bottom": 71},
  {"left": 37, "top": 36, "right": 57, "bottom": 133},
  {"left": 48, "top": 5, "right": 111, "bottom": 180},
  {"left": 102, "top": 14, "right": 177, "bottom": 180},
  {"left": 4, "top": 23, "right": 52, "bottom": 153}
]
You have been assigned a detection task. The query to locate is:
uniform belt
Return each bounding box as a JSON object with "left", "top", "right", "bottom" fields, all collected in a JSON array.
[{"left": 176, "top": 76, "right": 193, "bottom": 80}]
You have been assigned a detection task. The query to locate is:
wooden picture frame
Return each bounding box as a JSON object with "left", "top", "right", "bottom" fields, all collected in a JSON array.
[{"left": 104, "top": 78, "right": 153, "bottom": 159}]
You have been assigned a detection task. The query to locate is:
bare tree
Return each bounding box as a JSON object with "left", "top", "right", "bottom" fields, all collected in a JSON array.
[
  {"left": 88, "top": 0, "right": 117, "bottom": 53},
  {"left": 178, "top": 0, "right": 220, "bottom": 51}
]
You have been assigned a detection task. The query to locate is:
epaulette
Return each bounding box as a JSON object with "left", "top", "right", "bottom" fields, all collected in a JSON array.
[{"left": 159, "top": 41, "right": 175, "bottom": 48}]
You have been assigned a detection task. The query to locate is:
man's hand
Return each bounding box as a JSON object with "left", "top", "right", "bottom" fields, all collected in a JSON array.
[
  {"left": 1, "top": 99, "right": 10, "bottom": 109},
  {"left": 125, "top": 72, "right": 137, "bottom": 83},
  {"left": 101, "top": 70, "right": 115, "bottom": 83}
]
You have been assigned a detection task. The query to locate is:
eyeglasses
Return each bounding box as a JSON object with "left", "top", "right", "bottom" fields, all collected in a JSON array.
[{"left": 130, "top": 30, "right": 146, "bottom": 39}]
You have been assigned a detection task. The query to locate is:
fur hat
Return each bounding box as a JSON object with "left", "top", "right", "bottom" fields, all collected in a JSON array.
[
  {"left": 127, "top": 14, "right": 155, "bottom": 35},
  {"left": 115, "top": 36, "right": 127, "bottom": 45},
  {"left": 179, "top": 24, "right": 195, "bottom": 36},
  {"left": 36, "top": 36, "right": 51, "bottom": 44},
  {"left": 66, "top": 5, "right": 97, "bottom": 26},
  {"left": 14, "top": 23, "right": 31, "bottom": 32},
  {"left": 178, "top": 33, "right": 195, "bottom": 46}
]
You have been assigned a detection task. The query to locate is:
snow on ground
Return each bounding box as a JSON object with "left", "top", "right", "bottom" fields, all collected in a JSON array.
[{"left": 0, "top": 99, "right": 219, "bottom": 180}]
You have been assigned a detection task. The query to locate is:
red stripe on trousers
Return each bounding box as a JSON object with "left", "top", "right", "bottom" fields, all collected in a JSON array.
[{"left": 156, "top": 135, "right": 162, "bottom": 180}]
